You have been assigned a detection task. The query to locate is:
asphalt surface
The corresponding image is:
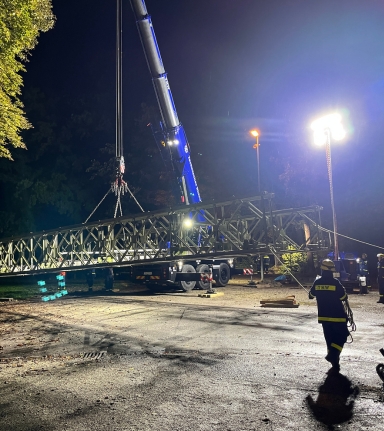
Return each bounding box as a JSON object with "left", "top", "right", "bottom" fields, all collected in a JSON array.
[{"left": 0, "top": 279, "right": 383, "bottom": 431}]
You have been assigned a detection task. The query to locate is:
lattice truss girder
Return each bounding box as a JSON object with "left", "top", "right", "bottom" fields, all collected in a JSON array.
[{"left": 0, "top": 196, "right": 326, "bottom": 276}]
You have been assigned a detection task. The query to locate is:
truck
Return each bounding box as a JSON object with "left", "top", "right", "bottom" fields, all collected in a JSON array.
[
  {"left": 328, "top": 251, "right": 368, "bottom": 294},
  {"left": 128, "top": 0, "right": 242, "bottom": 291}
]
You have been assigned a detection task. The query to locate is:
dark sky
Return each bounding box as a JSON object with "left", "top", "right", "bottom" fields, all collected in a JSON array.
[{"left": 22, "top": 0, "right": 384, "bottom": 242}]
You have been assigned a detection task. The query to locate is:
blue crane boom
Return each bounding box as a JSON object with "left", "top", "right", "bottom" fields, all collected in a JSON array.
[{"left": 130, "top": 0, "right": 201, "bottom": 205}]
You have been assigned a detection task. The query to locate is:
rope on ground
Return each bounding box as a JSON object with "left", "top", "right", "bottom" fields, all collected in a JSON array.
[{"left": 269, "top": 246, "right": 309, "bottom": 293}]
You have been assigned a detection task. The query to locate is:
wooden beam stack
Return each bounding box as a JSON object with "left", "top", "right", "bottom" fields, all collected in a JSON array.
[{"left": 260, "top": 295, "right": 299, "bottom": 308}]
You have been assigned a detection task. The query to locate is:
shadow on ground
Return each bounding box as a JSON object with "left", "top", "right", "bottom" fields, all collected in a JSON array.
[{"left": 306, "top": 370, "right": 360, "bottom": 430}]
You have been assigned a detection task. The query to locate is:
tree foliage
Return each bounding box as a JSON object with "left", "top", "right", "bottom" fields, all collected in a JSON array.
[
  {"left": 280, "top": 245, "right": 307, "bottom": 273},
  {"left": 0, "top": 0, "right": 54, "bottom": 159},
  {"left": 0, "top": 87, "right": 114, "bottom": 237}
]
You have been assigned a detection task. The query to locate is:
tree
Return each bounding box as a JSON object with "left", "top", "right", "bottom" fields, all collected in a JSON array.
[
  {"left": 0, "top": 87, "right": 116, "bottom": 237},
  {"left": 280, "top": 245, "right": 308, "bottom": 274},
  {"left": 0, "top": 0, "right": 54, "bottom": 159}
]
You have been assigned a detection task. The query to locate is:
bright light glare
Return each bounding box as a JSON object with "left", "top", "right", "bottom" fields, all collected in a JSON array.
[
  {"left": 331, "top": 123, "right": 346, "bottom": 141},
  {"left": 250, "top": 130, "right": 259, "bottom": 137},
  {"left": 311, "top": 113, "right": 346, "bottom": 145},
  {"left": 313, "top": 130, "right": 327, "bottom": 146},
  {"left": 182, "top": 218, "right": 193, "bottom": 229},
  {"left": 167, "top": 139, "right": 180, "bottom": 146},
  {"left": 311, "top": 113, "right": 341, "bottom": 131}
]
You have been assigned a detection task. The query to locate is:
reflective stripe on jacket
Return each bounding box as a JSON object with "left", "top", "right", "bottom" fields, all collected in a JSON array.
[{"left": 309, "top": 275, "right": 348, "bottom": 323}]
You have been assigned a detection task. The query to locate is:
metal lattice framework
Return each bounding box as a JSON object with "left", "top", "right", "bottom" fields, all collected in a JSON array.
[{"left": 0, "top": 195, "right": 326, "bottom": 276}]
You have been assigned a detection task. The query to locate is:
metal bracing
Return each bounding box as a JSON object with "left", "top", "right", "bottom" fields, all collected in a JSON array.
[{"left": 0, "top": 195, "right": 327, "bottom": 276}]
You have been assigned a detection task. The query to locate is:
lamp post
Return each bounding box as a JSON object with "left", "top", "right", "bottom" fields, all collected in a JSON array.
[
  {"left": 311, "top": 113, "right": 346, "bottom": 261},
  {"left": 250, "top": 130, "right": 261, "bottom": 194},
  {"left": 250, "top": 129, "right": 265, "bottom": 282}
]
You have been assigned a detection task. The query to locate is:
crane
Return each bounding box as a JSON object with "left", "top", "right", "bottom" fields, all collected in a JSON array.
[{"left": 130, "top": 0, "right": 201, "bottom": 206}]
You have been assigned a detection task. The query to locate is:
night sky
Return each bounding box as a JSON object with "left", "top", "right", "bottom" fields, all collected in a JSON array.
[{"left": 20, "top": 0, "right": 384, "bottom": 251}]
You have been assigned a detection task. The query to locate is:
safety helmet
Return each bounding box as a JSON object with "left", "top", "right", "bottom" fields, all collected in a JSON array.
[
  {"left": 377, "top": 253, "right": 384, "bottom": 259},
  {"left": 320, "top": 259, "right": 336, "bottom": 272}
]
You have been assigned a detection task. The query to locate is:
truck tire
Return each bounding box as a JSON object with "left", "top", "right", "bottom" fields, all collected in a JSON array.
[
  {"left": 196, "top": 264, "right": 210, "bottom": 290},
  {"left": 215, "top": 262, "right": 230, "bottom": 287},
  {"left": 180, "top": 264, "right": 196, "bottom": 292}
]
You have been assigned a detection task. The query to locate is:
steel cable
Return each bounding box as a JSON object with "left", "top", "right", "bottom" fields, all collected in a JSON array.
[
  {"left": 84, "top": 189, "right": 111, "bottom": 223},
  {"left": 269, "top": 246, "right": 309, "bottom": 293},
  {"left": 319, "top": 225, "right": 384, "bottom": 250}
]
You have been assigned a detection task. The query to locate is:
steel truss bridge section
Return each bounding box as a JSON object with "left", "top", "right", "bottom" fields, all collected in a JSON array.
[{"left": 0, "top": 195, "right": 326, "bottom": 277}]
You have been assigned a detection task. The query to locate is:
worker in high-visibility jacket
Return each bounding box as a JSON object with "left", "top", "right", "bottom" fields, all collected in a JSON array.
[
  {"left": 377, "top": 253, "right": 384, "bottom": 304},
  {"left": 309, "top": 259, "right": 350, "bottom": 372}
]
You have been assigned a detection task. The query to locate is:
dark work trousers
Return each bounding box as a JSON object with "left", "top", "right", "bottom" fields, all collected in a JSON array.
[
  {"left": 321, "top": 322, "right": 349, "bottom": 364},
  {"left": 379, "top": 279, "right": 384, "bottom": 301}
]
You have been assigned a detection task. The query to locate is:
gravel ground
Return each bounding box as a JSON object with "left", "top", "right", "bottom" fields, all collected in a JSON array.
[{"left": 0, "top": 276, "right": 383, "bottom": 431}]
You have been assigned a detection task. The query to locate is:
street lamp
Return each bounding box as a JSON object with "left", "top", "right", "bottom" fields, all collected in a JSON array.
[
  {"left": 250, "top": 129, "right": 266, "bottom": 282},
  {"left": 311, "top": 113, "right": 346, "bottom": 261},
  {"left": 250, "top": 129, "right": 261, "bottom": 194}
]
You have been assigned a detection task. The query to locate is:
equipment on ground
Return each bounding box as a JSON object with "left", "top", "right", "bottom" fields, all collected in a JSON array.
[
  {"left": 327, "top": 251, "right": 369, "bottom": 294},
  {"left": 260, "top": 295, "right": 299, "bottom": 308}
]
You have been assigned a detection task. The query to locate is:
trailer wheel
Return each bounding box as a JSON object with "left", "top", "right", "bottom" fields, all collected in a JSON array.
[
  {"left": 180, "top": 264, "right": 196, "bottom": 292},
  {"left": 215, "top": 262, "right": 230, "bottom": 287},
  {"left": 196, "top": 264, "right": 210, "bottom": 290}
]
